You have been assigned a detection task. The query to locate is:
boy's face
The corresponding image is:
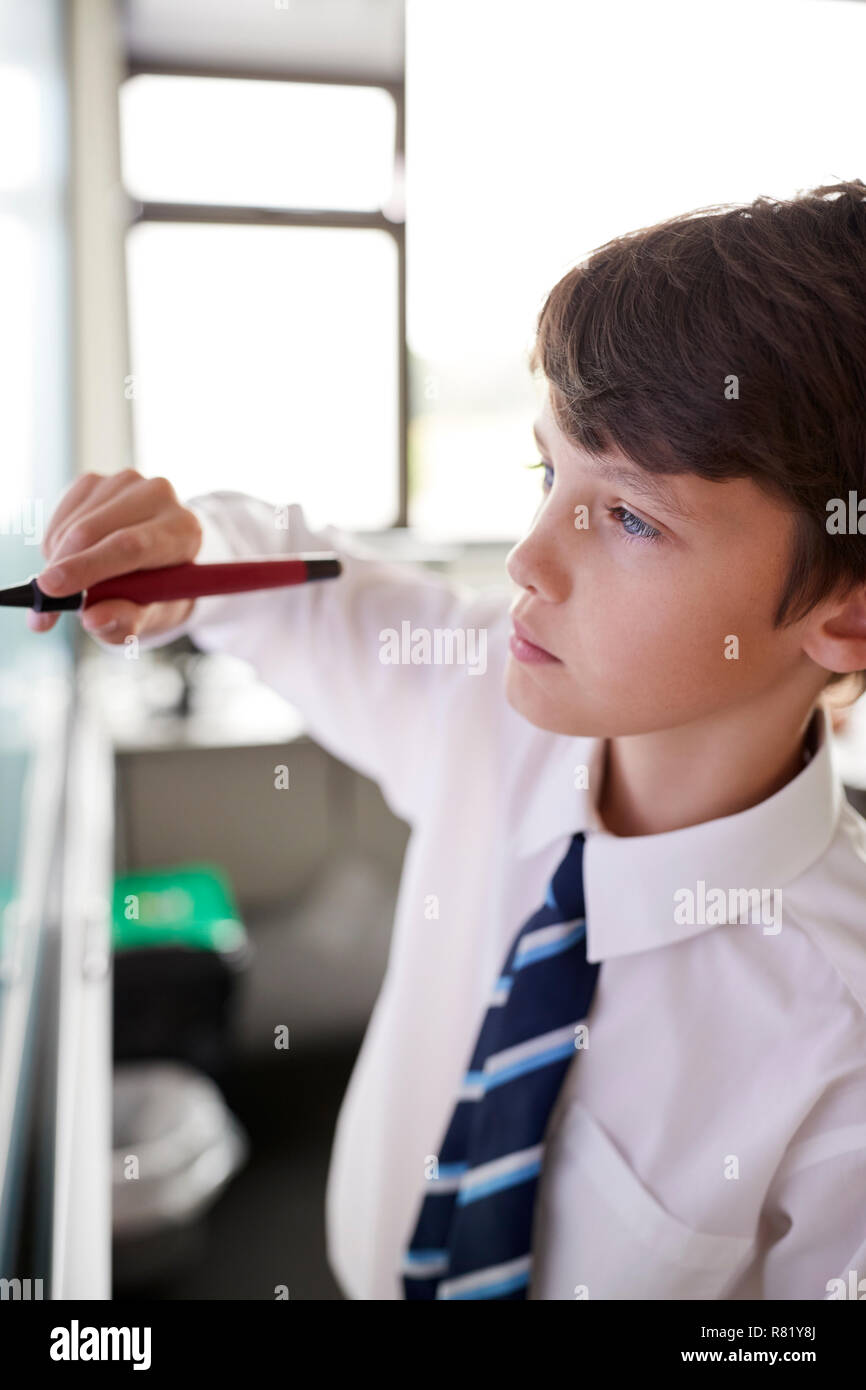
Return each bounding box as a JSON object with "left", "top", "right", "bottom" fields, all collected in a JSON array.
[{"left": 504, "top": 386, "right": 816, "bottom": 738}]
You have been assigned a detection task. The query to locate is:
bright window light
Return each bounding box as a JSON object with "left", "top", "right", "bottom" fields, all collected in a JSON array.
[
  {"left": 120, "top": 74, "right": 397, "bottom": 211},
  {"left": 126, "top": 222, "right": 398, "bottom": 532}
]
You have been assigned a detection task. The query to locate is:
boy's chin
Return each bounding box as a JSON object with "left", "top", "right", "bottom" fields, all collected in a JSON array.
[{"left": 504, "top": 660, "right": 594, "bottom": 736}]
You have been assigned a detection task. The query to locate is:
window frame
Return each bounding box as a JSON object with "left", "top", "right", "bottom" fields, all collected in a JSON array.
[{"left": 121, "top": 59, "right": 409, "bottom": 528}]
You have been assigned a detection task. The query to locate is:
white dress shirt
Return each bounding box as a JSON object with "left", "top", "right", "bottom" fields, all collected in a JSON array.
[{"left": 122, "top": 489, "right": 866, "bottom": 1301}]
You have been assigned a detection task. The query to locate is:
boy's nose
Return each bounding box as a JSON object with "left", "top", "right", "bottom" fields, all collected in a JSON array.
[{"left": 505, "top": 520, "right": 573, "bottom": 604}]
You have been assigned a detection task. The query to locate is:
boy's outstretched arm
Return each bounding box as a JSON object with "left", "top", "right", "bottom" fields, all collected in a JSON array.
[{"left": 36, "top": 474, "right": 509, "bottom": 828}]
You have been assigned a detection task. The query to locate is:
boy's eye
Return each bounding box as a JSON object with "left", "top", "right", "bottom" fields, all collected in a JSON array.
[
  {"left": 528, "top": 459, "right": 554, "bottom": 491},
  {"left": 606, "top": 505, "right": 661, "bottom": 543},
  {"left": 526, "top": 461, "right": 662, "bottom": 543}
]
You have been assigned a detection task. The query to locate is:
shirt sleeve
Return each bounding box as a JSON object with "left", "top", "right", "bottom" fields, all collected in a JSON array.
[
  {"left": 90, "top": 489, "right": 510, "bottom": 828},
  {"left": 755, "top": 1067, "right": 866, "bottom": 1299}
]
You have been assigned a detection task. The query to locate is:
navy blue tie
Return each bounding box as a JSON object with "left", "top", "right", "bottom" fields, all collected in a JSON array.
[{"left": 401, "top": 831, "right": 600, "bottom": 1299}]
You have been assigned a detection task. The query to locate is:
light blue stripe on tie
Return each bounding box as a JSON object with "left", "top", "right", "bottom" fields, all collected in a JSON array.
[
  {"left": 402, "top": 1249, "right": 450, "bottom": 1276},
  {"left": 414, "top": 1159, "right": 468, "bottom": 1195},
  {"left": 436, "top": 1255, "right": 532, "bottom": 1300},
  {"left": 442, "top": 1270, "right": 531, "bottom": 1299},
  {"left": 490, "top": 974, "right": 512, "bottom": 1005},
  {"left": 456, "top": 1157, "right": 542, "bottom": 1206},
  {"left": 544, "top": 881, "right": 558, "bottom": 909},
  {"left": 481, "top": 1022, "right": 578, "bottom": 1089},
  {"left": 514, "top": 919, "right": 586, "bottom": 968},
  {"left": 458, "top": 1071, "right": 487, "bottom": 1101},
  {"left": 484, "top": 1039, "right": 575, "bottom": 1090},
  {"left": 455, "top": 1145, "right": 543, "bottom": 1204}
]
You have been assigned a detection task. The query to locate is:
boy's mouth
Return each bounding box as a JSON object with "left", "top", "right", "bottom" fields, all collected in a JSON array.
[{"left": 509, "top": 615, "right": 562, "bottom": 665}]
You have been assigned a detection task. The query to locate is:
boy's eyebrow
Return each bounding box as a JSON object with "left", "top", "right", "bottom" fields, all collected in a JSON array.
[{"left": 532, "top": 422, "right": 699, "bottom": 523}]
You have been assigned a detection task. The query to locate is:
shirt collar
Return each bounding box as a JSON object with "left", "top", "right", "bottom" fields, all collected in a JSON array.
[{"left": 509, "top": 703, "right": 842, "bottom": 962}]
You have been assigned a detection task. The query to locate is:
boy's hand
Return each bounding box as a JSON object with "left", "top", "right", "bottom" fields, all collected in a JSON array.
[{"left": 29, "top": 469, "right": 203, "bottom": 643}]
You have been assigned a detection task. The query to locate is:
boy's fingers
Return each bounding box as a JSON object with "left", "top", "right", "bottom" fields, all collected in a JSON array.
[
  {"left": 26, "top": 610, "right": 59, "bottom": 632},
  {"left": 46, "top": 480, "right": 168, "bottom": 569},
  {"left": 38, "top": 509, "right": 197, "bottom": 598},
  {"left": 28, "top": 599, "right": 143, "bottom": 640},
  {"left": 79, "top": 599, "right": 145, "bottom": 640},
  {"left": 40, "top": 473, "right": 104, "bottom": 555}
]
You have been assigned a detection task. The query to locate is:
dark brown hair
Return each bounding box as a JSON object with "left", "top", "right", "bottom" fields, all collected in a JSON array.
[{"left": 531, "top": 179, "right": 866, "bottom": 699}]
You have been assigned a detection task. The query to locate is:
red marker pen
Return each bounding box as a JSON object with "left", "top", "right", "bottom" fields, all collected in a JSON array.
[{"left": 0, "top": 555, "right": 342, "bottom": 614}]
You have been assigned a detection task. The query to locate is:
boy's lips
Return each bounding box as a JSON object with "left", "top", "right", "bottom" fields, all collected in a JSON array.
[{"left": 510, "top": 615, "right": 562, "bottom": 664}]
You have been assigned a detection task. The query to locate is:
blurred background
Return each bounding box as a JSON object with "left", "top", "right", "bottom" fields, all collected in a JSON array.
[{"left": 1, "top": 0, "right": 865, "bottom": 1302}]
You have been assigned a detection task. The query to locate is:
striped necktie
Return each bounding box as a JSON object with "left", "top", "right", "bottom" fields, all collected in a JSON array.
[{"left": 401, "top": 830, "right": 599, "bottom": 1300}]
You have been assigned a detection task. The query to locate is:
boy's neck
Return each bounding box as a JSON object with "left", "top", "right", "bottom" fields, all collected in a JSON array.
[{"left": 596, "top": 698, "right": 820, "bottom": 838}]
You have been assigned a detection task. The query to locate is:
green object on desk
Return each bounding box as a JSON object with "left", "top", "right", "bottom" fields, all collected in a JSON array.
[{"left": 111, "top": 863, "right": 246, "bottom": 955}]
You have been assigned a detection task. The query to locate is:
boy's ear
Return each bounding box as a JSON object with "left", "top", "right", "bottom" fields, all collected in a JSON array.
[{"left": 801, "top": 582, "right": 866, "bottom": 678}]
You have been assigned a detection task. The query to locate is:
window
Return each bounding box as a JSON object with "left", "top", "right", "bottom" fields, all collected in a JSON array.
[
  {"left": 119, "top": 71, "right": 405, "bottom": 533},
  {"left": 121, "top": 74, "right": 396, "bottom": 210}
]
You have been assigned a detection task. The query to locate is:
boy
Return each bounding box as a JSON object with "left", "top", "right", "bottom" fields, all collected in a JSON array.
[{"left": 33, "top": 180, "right": 866, "bottom": 1300}]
